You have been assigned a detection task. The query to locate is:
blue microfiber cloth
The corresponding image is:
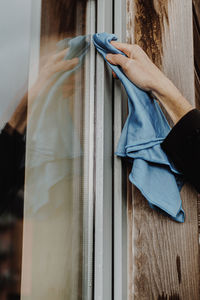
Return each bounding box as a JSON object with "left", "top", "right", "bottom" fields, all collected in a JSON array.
[{"left": 93, "top": 32, "right": 185, "bottom": 222}]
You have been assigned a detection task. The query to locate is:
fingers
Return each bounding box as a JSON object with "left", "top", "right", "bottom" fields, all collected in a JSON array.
[
  {"left": 106, "top": 53, "right": 131, "bottom": 70},
  {"left": 110, "top": 41, "right": 143, "bottom": 59},
  {"left": 112, "top": 70, "right": 118, "bottom": 79},
  {"left": 110, "top": 41, "right": 133, "bottom": 57},
  {"left": 53, "top": 48, "right": 69, "bottom": 62},
  {"left": 53, "top": 57, "right": 79, "bottom": 73}
]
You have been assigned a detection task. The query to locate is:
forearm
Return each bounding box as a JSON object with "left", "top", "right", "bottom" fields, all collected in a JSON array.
[
  {"left": 151, "top": 76, "right": 193, "bottom": 125},
  {"left": 8, "top": 92, "right": 28, "bottom": 135},
  {"left": 7, "top": 77, "right": 47, "bottom": 134}
]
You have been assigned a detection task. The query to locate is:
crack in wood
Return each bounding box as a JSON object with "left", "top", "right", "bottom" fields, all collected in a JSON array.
[{"left": 176, "top": 255, "right": 182, "bottom": 285}]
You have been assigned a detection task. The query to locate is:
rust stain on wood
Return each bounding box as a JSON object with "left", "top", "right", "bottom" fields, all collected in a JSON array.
[
  {"left": 176, "top": 255, "right": 182, "bottom": 284},
  {"left": 132, "top": 0, "right": 170, "bottom": 68}
]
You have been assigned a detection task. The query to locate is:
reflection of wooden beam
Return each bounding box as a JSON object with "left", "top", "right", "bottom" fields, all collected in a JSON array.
[{"left": 127, "top": 1, "right": 199, "bottom": 299}]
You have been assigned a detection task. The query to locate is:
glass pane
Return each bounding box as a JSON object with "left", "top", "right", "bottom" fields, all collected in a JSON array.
[
  {"left": 0, "top": 1, "right": 31, "bottom": 299},
  {"left": 0, "top": 0, "right": 95, "bottom": 299}
]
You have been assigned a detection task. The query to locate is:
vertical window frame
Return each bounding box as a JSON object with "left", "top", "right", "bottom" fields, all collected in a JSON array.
[
  {"left": 113, "top": 1, "right": 128, "bottom": 300},
  {"left": 94, "top": 0, "right": 113, "bottom": 300}
]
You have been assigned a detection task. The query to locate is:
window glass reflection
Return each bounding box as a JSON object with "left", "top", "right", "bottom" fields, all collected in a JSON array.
[
  {"left": 0, "top": 0, "right": 31, "bottom": 298},
  {"left": 0, "top": 0, "right": 93, "bottom": 299}
]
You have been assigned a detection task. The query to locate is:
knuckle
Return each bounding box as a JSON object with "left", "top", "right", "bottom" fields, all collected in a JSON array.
[
  {"left": 51, "top": 53, "right": 57, "bottom": 61},
  {"left": 132, "top": 44, "right": 141, "bottom": 51},
  {"left": 124, "top": 45, "right": 133, "bottom": 57},
  {"left": 112, "top": 54, "right": 121, "bottom": 64},
  {"left": 123, "top": 59, "right": 132, "bottom": 71},
  {"left": 131, "top": 44, "right": 143, "bottom": 57},
  {"left": 116, "top": 54, "right": 122, "bottom": 60}
]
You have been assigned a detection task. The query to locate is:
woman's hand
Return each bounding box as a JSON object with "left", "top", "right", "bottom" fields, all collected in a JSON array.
[
  {"left": 8, "top": 48, "right": 79, "bottom": 134},
  {"left": 39, "top": 48, "right": 79, "bottom": 81},
  {"left": 29, "top": 48, "right": 79, "bottom": 103},
  {"left": 106, "top": 42, "right": 166, "bottom": 93},
  {"left": 106, "top": 41, "right": 193, "bottom": 124}
]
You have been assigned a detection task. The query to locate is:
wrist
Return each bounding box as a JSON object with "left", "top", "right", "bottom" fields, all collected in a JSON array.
[
  {"left": 151, "top": 75, "right": 179, "bottom": 101},
  {"left": 151, "top": 77, "right": 193, "bottom": 124},
  {"left": 8, "top": 118, "right": 26, "bottom": 135}
]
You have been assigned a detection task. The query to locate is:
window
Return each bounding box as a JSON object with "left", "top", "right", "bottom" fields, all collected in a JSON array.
[
  {"left": 22, "top": 1, "right": 96, "bottom": 299},
  {"left": 0, "top": 0, "right": 127, "bottom": 299}
]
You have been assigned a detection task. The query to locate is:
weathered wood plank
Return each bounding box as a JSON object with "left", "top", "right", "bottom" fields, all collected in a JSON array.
[
  {"left": 126, "top": 1, "right": 199, "bottom": 299},
  {"left": 129, "top": 184, "right": 199, "bottom": 300}
]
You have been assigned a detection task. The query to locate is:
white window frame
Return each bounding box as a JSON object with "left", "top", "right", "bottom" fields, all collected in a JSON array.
[
  {"left": 24, "top": 1, "right": 128, "bottom": 299},
  {"left": 113, "top": 1, "right": 128, "bottom": 299},
  {"left": 94, "top": 1, "right": 127, "bottom": 299},
  {"left": 94, "top": 1, "right": 113, "bottom": 300}
]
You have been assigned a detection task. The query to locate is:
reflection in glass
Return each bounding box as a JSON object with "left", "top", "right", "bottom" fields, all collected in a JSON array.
[
  {"left": 0, "top": 0, "right": 30, "bottom": 298},
  {"left": 21, "top": 0, "right": 92, "bottom": 299},
  {"left": 0, "top": 0, "right": 94, "bottom": 299}
]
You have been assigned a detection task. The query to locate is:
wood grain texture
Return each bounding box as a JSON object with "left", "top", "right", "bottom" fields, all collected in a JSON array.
[
  {"left": 129, "top": 184, "right": 199, "bottom": 300},
  {"left": 126, "top": 1, "right": 200, "bottom": 299}
]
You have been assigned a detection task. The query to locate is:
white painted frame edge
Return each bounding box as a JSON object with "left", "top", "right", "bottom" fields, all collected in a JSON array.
[
  {"left": 94, "top": 0, "right": 113, "bottom": 299},
  {"left": 113, "top": 0, "right": 128, "bottom": 299},
  {"left": 82, "top": 1, "right": 96, "bottom": 300}
]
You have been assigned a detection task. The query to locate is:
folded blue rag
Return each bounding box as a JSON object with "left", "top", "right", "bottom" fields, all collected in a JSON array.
[{"left": 93, "top": 32, "right": 185, "bottom": 222}]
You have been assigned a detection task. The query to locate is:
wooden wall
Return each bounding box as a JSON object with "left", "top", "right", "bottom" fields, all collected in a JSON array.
[{"left": 126, "top": 1, "right": 200, "bottom": 299}]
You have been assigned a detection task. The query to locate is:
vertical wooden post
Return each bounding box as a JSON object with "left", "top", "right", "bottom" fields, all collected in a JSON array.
[{"left": 126, "top": 1, "right": 200, "bottom": 299}]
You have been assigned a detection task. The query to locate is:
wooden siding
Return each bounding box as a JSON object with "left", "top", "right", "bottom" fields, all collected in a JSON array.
[{"left": 126, "top": 1, "right": 200, "bottom": 299}]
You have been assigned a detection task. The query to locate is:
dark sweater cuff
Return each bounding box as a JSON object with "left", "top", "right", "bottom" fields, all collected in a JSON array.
[
  {"left": 161, "top": 108, "right": 200, "bottom": 191},
  {"left": 162, "top": 109, "right": 200, "bottom": 151},
  {"left": 0, "top": 123, "right": 25, "bottom": 183}
]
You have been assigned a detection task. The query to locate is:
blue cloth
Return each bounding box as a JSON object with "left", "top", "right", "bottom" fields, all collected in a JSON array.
[{"left": 93, "top": 32, "right": 185, "bottom": 222}]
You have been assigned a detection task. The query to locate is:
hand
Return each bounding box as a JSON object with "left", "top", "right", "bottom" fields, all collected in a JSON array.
[
  {"left": 39, "top": 48, "right": 79, "bottom": 81},
  {"left": 106, "top": 41, "right": 193, "bottom": 124},
  {"left": 29, "top": 48, "right": 79, "bottom": 105},
  {"left": 106, "top": 42, "right": 166, "bottom": 93},
  {"left": 8, "top": 48, "right": 79, "bottom": 134}
]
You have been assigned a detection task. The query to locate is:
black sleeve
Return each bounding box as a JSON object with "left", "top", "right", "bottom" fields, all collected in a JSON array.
[
  {"left": 161, "top": 108, "right": 200, "bottom": 193},
  {"left": 0, "top": 123, "right": 25, "bottom": 213}
]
